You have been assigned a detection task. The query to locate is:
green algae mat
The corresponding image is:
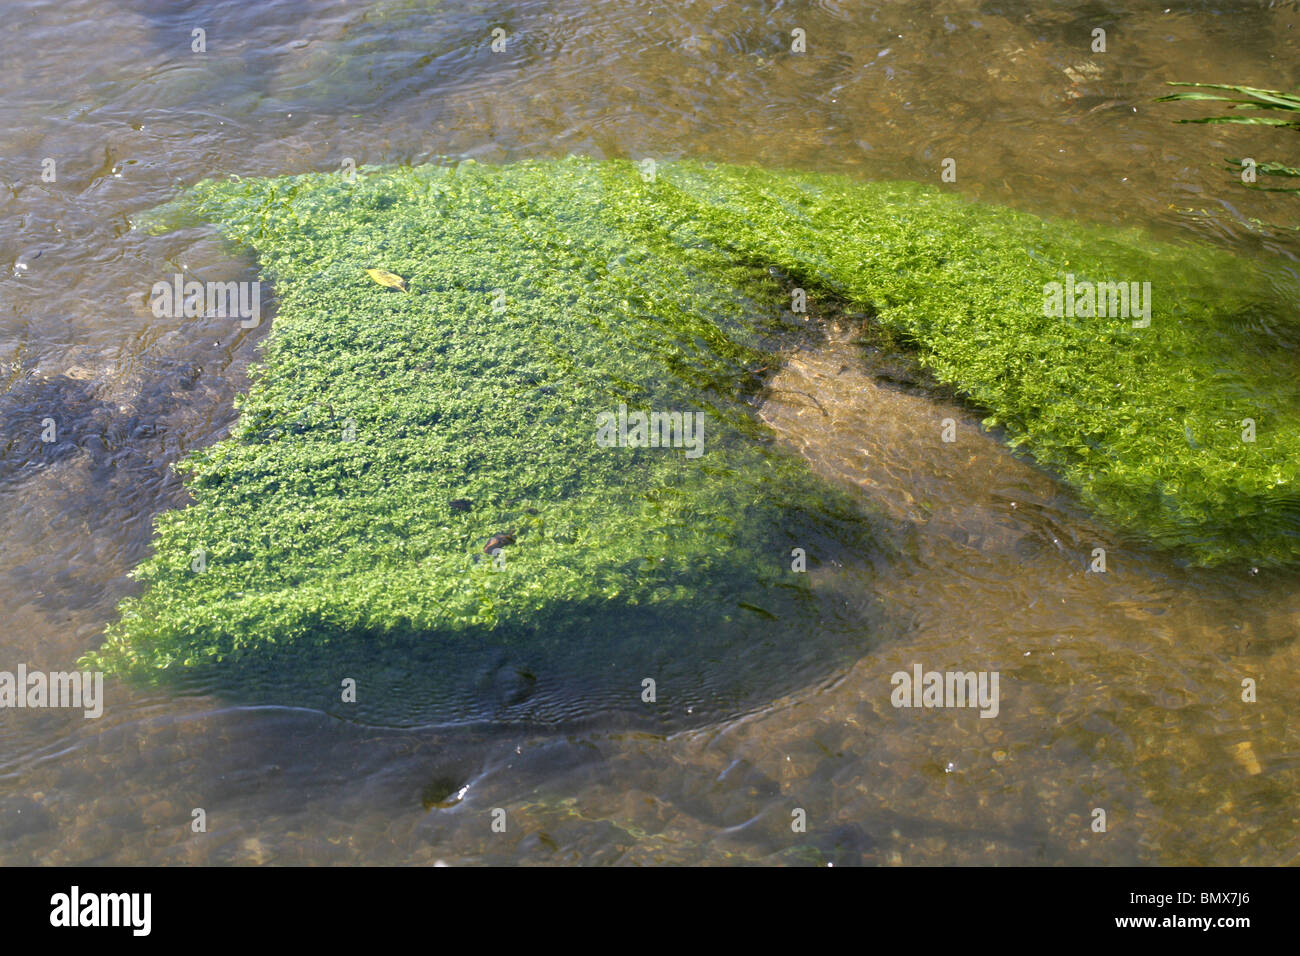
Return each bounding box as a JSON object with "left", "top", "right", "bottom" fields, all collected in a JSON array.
[{"left": 88, "top": 157, "right": 1300, "bottom": 723}]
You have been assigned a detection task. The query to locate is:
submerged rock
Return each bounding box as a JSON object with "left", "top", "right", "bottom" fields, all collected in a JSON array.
[
  {"left": 86, "top": 157, "right": 883, "bottom": 725},
  {"left": 85, "top": 157, "right": 1300, "bottom": 722}
]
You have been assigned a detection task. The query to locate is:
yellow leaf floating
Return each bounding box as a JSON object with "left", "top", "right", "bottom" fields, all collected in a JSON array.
[{"left": 365, "top": 268, "right": 408, "bottom": 292}]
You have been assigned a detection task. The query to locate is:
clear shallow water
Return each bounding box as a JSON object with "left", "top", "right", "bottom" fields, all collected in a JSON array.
[{"left": 1, "top": 0, "right": 1298, "bottom": 864}]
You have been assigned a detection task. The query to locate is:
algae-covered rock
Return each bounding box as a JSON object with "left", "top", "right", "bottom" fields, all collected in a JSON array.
[
  {"left": 86, "top": 158, "right": 878, "bottom": 725},
  {"left": 87, "top": 157, "right": 1300, "bottom": 722},
  {"left": 649, "top": 162, "right": 1300, "bottom": 567}
]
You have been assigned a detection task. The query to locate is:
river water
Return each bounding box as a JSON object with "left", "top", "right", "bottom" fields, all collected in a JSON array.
[{"left": 1, "top": 0, "right": 1297, "bottom": 864}]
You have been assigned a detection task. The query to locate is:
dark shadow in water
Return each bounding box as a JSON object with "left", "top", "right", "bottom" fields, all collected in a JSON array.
[
  {"left": 0, "top": 376, "right": 106, "bottom": 490},
  {"left": 0, "top": 327, "right": 256, "bottom": 624},
  {"left": 154, "top": 492, "right": 886, "bottom": 732}
]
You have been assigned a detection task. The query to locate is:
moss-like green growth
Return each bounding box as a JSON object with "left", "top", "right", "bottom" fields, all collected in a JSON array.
[
  {"left": 87, "top": 157, "right": 1300, "bottom": 721},
  {"left": 647, "top": 161, "right": 1299, "bottom": 565},
  {"left": 87, "top": 158, "right": 880, "bottom": 725}
]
